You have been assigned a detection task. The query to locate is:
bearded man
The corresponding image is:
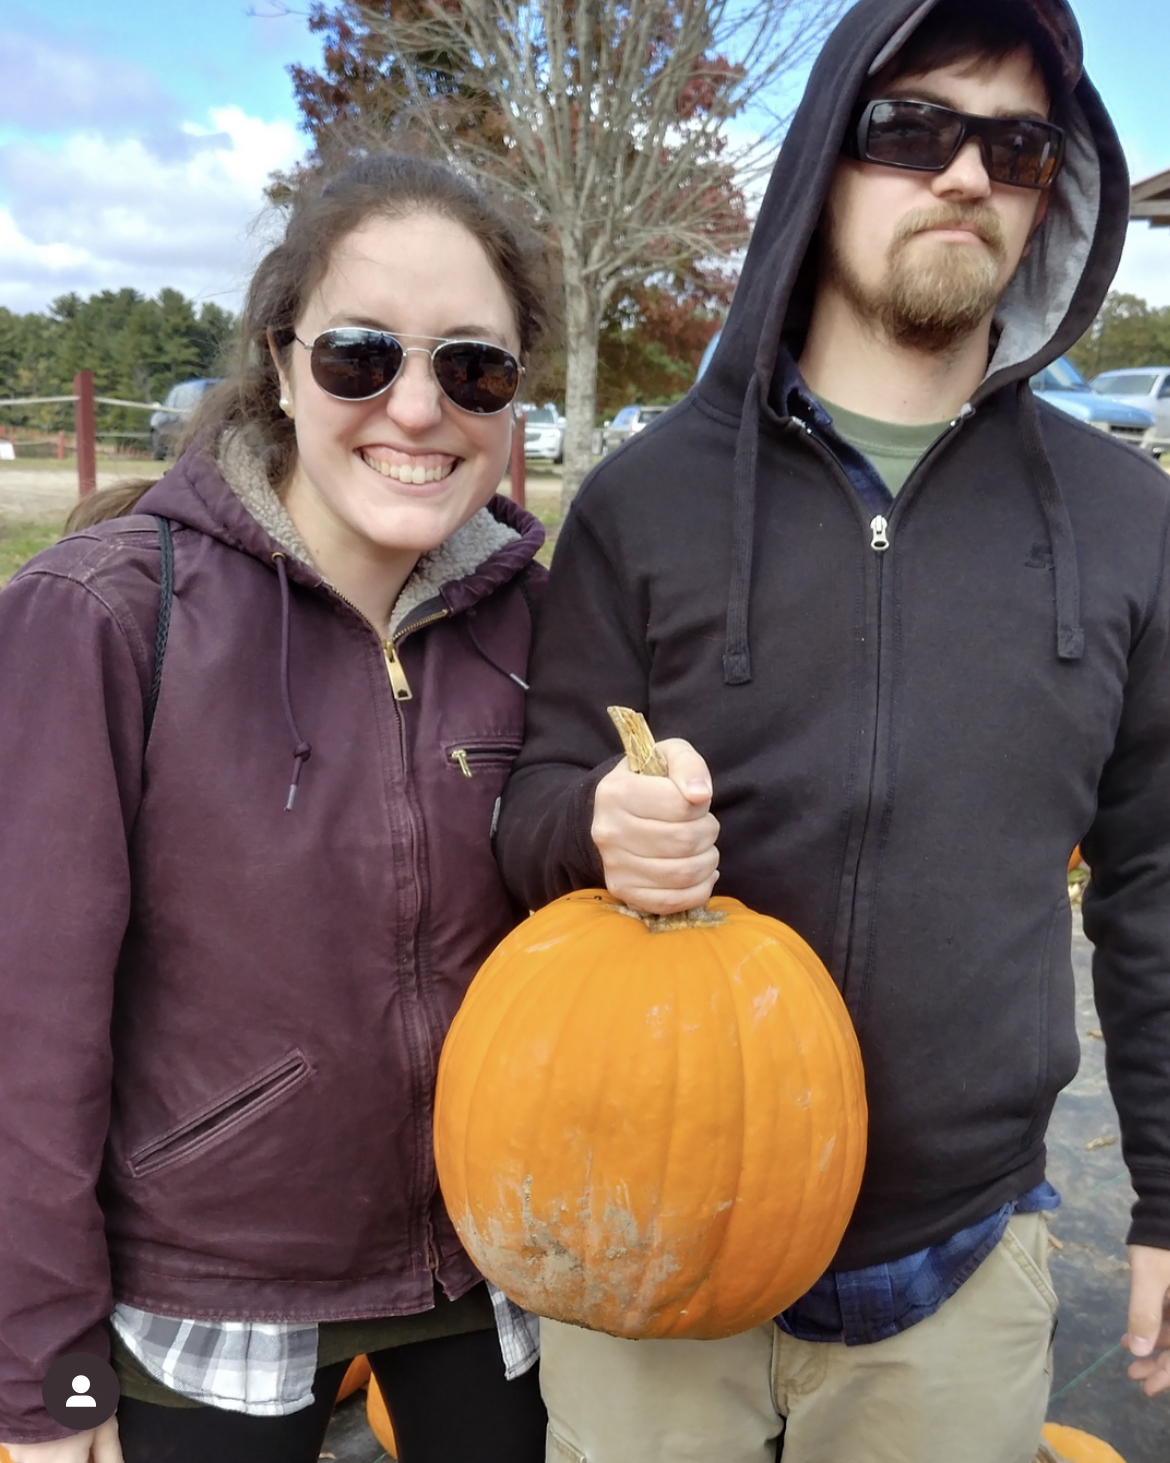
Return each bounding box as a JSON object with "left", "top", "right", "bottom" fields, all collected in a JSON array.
[{"left": 496, "top": 0, "right": 1170, "bottom": 1458}]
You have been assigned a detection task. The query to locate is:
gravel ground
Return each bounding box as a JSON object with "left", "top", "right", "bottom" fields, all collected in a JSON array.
[{"left": 0, "top": 465, "right": 163, "bottom": 524}]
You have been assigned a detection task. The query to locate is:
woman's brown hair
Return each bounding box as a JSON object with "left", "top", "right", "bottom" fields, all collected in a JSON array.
[
  {"left": 62, "top": 478, "right": 158, "bottom": 534},
  {"left": 181, "top": 154, "right": 549, "bottom": 486}
]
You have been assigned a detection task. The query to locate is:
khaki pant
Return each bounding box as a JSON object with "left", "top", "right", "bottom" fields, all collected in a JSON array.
[{"left": 541, "top": 1212, "right": 1056, "bottom": 1463}]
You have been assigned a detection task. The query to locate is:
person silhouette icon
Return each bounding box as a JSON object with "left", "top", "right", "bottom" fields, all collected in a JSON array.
[{"left": 65, "top": 1374, "right": 97, "bottom": 1408}]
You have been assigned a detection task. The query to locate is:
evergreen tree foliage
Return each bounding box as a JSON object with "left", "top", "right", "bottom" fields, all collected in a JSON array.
[{"left": 0, "top": 291, "right": 237, "bottom": 443}]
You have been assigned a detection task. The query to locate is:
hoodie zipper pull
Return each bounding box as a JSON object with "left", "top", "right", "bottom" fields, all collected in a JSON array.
[
  {"left": 381, "top": 640, "right": 413, "bottom": 701},
  {"left": 870, "top": 516, "right": 890, "bottom": 553}
]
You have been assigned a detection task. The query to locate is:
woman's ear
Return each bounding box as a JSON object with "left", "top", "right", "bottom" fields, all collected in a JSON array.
[{"left": 268, "top": 330, "right": 295, "bottom": 420}]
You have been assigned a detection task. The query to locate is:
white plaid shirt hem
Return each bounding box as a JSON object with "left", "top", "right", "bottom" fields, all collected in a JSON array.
[{"left": 111, "top": 1284, "right": 539, "bottom": 1416}]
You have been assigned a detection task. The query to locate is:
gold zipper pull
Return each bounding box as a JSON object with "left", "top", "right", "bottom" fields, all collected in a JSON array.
[
  {"left": 451, "top": 748, "right": 473, "bottom": 778},
  {"left": 381, "top": 640, "right": 413, "bottom": 700}
]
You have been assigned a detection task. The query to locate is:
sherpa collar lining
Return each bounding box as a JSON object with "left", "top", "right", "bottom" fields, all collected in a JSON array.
[{"left": 217, "top": 429, "right": 520, "bottom": 635}]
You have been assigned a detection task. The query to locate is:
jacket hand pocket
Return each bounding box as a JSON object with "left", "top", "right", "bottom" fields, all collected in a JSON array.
[{"left": 126, "top": 1049, "right": 314, "bottom": 1178}]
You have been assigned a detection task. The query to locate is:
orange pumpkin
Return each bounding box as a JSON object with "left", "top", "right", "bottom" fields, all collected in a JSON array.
[
  {"left": 1069, "top": 846, "right": 1085, "bottom": 873},
  {"left": 335, "top": 1352, "right": 371, "bottom": 1402},
  {"left": 366, "top": 1375, "right": 398, "bottom": 1458},
  {"left": 1041, "top": 1422, "right": 1126, "bottom": 1463},
  {"left": 434, "top": 875, "right": 866, "bottom": 1339},
  {"left": 1, "top": 1445, "right": 13, "bottom": 1463}
]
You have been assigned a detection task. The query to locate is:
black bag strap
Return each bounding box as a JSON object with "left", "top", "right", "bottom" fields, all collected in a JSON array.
[{"left": 144, "top": 515, "right": 174, "bottom": 749}]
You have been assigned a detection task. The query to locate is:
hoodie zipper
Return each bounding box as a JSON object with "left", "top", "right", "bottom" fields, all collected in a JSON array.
[{"left": 790, "top": 414, "right": 969, "bottom": 1006}]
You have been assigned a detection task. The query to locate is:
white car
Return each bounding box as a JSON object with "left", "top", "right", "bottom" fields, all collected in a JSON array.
[
  {"left": 523, "top": 404, "right": 565, "bottom": 462},
  {"left": 1090, "top": 367, "right": 1170, "bottom": 455}
]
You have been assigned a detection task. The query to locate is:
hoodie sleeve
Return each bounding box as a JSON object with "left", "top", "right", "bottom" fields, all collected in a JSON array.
[
  {"left": 495, "top": 499, "right": 649, "bottom": 911},
  {"left": 0, "top": 555, "right": 146, "bottom": 1443},
  {"left": 1082, "top": 510, "right": 1170, "bottom": 1252}
]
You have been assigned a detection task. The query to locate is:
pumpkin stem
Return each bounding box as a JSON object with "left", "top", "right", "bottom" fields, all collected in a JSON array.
[
  {"left": 612, "top": 903, "right": 728, "bottom": 933},
  {"left": 606, "top": 706, "right": 727, "bottom": 931},
  {"left": 607, "top": 706, "right": 670, "bottom": 777}
]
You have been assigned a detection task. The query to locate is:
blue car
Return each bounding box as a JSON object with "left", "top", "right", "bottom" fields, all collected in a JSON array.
[{"left": 1030, "top": 356, "right": 1154, "bottom": 451}]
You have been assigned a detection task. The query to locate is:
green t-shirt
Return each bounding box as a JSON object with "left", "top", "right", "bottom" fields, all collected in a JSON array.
[{"left": 813, "top": 395, "right": 952, "bottom": 496}]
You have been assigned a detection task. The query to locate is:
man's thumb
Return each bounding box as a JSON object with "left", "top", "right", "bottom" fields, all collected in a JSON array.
[{"left": 1126, "top": 1272, "right": 1162, "bottom": 1354}]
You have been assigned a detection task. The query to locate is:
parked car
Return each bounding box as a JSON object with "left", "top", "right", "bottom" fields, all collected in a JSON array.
[
  {"left": 696, "top": 331, "right": 721, "bottom": 381},
  {"left": 600, "top": 404, "right": 670, "bottom": 453},
  {"left": 150, "top": 378, "right": 220, "bottom": 459},
  {"left": 1030, "top": 356, "right": 1154, "bottom": 450},
  {"left": 1089, "top": 366, "right": 1170, "bottom": 455},
  {"left": 523, "top": 403, "right": 565, "bottom": 462}
]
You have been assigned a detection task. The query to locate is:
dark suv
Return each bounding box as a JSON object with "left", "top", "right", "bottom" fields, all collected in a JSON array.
[{"left": 150, "top": 379, "right": 219, "bottom": 459}]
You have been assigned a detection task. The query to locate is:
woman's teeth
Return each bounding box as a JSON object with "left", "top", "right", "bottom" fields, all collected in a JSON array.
[{"left": 360, "top": 451, "right": 455, "bottom": 484}]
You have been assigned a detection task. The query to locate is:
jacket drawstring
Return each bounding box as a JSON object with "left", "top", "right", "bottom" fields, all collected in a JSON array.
[
  {"left": 461, "top": 614, "right": 529, "bottom": 691},
  {"left": 273, "top": 553, "right": 314, "bottom": 809},
  {"left": 1016, "top": 385, "right": 1086, "bottom": 662},
  {"left": 723, "top": 374, "right": 763, "bottom": 685}
]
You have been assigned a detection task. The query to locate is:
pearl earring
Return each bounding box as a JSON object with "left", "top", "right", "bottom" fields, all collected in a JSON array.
[{"left": 280, "top": 396, "right": 294, "bottom": 419}]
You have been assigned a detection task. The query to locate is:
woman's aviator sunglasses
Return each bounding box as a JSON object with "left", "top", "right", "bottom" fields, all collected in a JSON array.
[
  {"left": 291, "top": 328, "right": 524, "bottom": 415},
  {"left": 843, "top": 99, "right": 1065, "bottom": 190}
]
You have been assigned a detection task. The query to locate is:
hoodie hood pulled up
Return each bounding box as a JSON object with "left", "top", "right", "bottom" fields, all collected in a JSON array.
[{"left": 696, "top": 0, "right": 1131, "bottom": 682}]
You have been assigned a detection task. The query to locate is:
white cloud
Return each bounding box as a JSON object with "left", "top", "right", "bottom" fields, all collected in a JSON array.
[{"left": 0, "top": 108, "right": 306, "bottom": 316}]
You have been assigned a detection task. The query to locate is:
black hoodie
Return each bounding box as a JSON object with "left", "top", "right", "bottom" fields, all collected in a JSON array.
[{"left": 497, "top": 0, "right": 1170, "bottom": 1268}]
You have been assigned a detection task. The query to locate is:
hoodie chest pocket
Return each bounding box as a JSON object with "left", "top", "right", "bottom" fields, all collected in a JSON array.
[{"left": 126, "top": 1049, "right": 314, "bottom": 1178}]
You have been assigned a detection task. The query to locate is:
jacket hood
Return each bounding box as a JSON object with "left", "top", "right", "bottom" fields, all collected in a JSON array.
[{"left": 698, "top": 0, "right": 1130, "bottom": 421}]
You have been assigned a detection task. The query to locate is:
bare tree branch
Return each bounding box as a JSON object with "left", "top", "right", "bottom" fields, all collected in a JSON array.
[{"left": 301, "top": 0, "right": 844, "bottom": 503}]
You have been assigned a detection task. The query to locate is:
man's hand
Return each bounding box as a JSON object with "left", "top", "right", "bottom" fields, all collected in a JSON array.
[
  {"left": 1124, "top": 1243, "right": 1170, "bottom": 1396},
  {"left": 592, "top": 738, "right": 719, "bottom": 915},
  {"left": 2, "top": 1418, "right": 123, "bottom": 1462}
]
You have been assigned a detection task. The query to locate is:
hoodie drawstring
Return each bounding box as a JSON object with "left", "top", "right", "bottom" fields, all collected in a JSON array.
[
  {"left": 1016, "top": 385, "right": 1086, "bottom": 662},
  {"left": 721, "top": 374, "right": 1084, "bottom": 682},
  {"left": 272, "top": 553, "right": 313, "bottom": 810},
  {"left": 723, "top": 374, "right": 763, "bottom": 685}
]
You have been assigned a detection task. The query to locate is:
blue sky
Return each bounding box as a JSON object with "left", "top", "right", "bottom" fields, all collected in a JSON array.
[{"left": 2, "top": 0, "right": 1169, "bottom": 316}]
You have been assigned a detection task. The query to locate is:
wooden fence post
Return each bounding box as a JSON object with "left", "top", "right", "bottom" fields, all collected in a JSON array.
[
  {"left": 509, "top": 410, "right": 527, "bottom": 510},
  {"left": 74, "top": 369, "right": 96, "bottom": 496}
]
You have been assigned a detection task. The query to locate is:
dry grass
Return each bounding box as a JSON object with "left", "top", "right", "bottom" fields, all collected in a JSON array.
[{"left": 0, "top": 519, "right": 64, "bottom": 584}]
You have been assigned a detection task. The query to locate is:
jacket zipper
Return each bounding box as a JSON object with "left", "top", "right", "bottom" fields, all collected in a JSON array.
[
  {"left": 380, "top": 609, "right": 450, "bottom": 701},
  {"left": 375, "top": 604, "right": 453, "bottom": 1274},
  {"left": 320, "top": 583, "right": 475, "bottom": 1273}
]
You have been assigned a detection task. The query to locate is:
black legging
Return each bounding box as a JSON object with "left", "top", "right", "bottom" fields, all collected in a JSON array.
[{"left": 115, "top": 1326, "right": 547, "bottom": 1463}]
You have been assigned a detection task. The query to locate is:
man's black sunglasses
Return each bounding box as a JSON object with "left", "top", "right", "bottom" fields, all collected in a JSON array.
[
  {"left": 290, "top": 329, "right": 524, "bottom": 415},
  {"left": 843, "top": 99, "right": 1065, "bottom": 190}
]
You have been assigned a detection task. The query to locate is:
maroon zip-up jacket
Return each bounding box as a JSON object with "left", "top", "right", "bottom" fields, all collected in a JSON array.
[{"left": 0, "top": 444, "right": 544, "bottom": 1443}]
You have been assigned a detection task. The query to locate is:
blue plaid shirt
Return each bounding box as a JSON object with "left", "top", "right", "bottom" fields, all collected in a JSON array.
[{"left": 778, "top": 1181, "right": 1061, "bottom": 1345}]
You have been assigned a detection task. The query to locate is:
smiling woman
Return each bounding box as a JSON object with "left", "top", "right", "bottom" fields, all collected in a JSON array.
[{"left": 0, "top": 155, "right": 551, "bottom": 1463}]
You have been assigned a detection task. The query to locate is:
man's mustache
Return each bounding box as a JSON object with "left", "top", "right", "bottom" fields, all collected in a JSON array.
[{"left": 892, "top": 205, "right": 1007, "bottom": 257}]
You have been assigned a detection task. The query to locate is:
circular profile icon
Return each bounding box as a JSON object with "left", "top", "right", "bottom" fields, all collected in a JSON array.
[{"left": 41, "top": 1351, "right": 119, "bottom": 1429}]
